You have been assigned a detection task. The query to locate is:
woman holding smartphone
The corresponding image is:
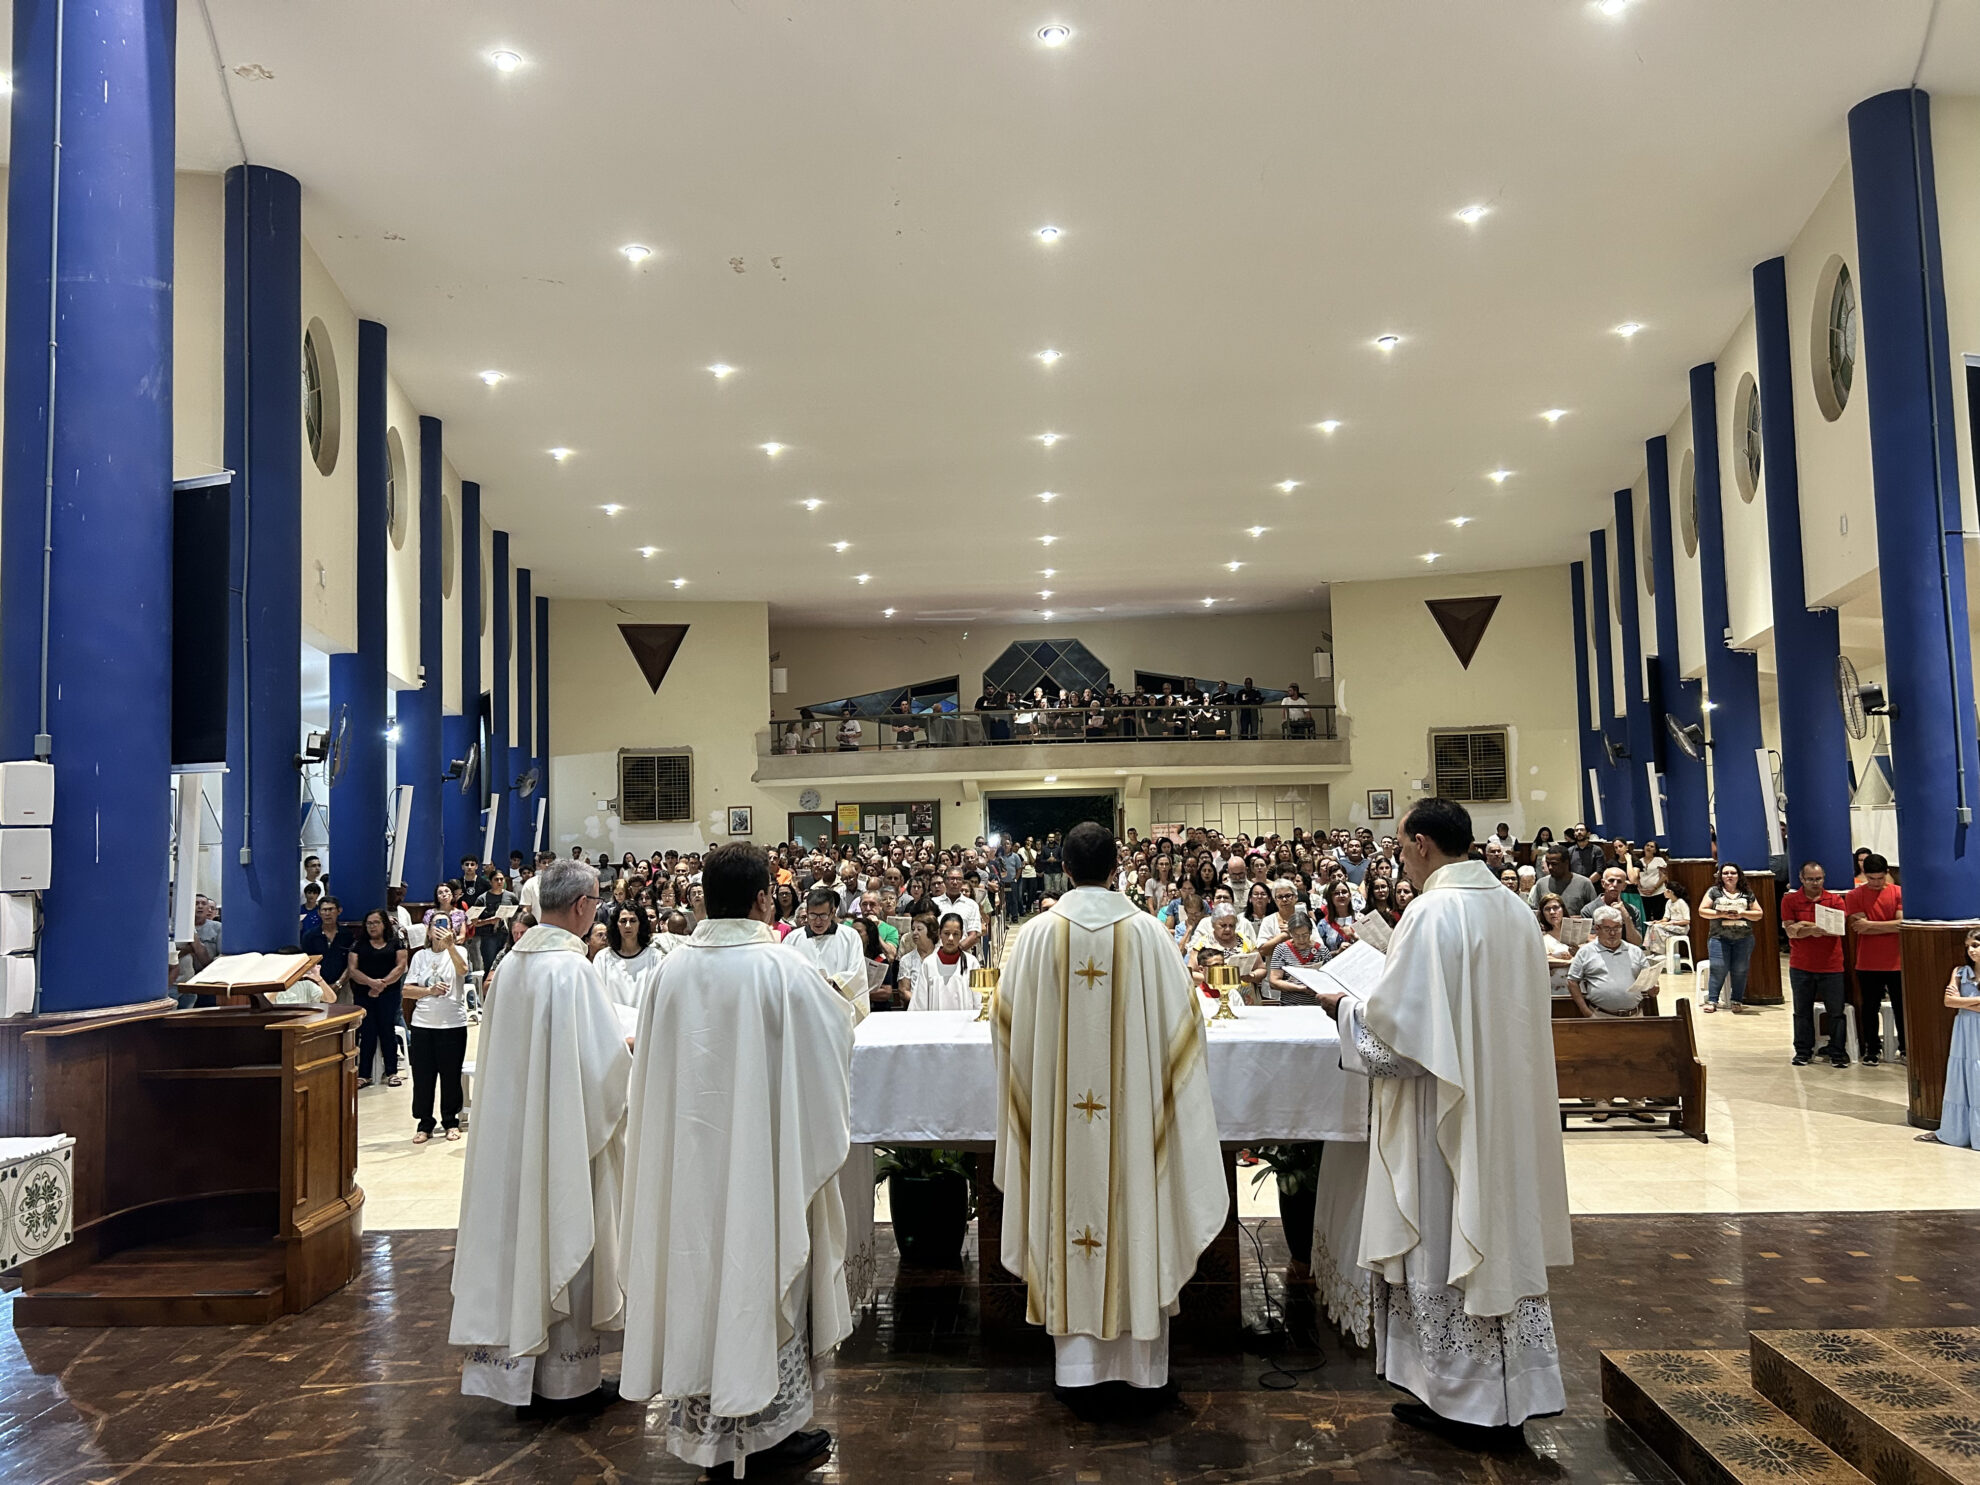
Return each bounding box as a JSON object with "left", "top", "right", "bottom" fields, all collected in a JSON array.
[{"left": 405, "top": 921, "right": 470, "bottom": 1142}]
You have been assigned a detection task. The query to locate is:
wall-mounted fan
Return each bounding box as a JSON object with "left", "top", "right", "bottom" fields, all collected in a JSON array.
[
  {"left": 445, "top": 741, "right": 481, "bottom": 794},
  {"left": 323, "top": 705, "right": 351, "bottom": 786},
  {"left": 1664, "top": 714, "right": 1705, "bottom": 761},
  {"left": 512, "top": 766, "right": 540, "bottom": 800},
  {"left": 1602, "top": 734, "right": 1631, "bottom": 765},
  {"left": 1835, "top": 655, "right": 1894, "bottom": 741}
]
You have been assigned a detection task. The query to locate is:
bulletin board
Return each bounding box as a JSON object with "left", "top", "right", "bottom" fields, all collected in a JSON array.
[{"left": 834, "top": 799, "right": 941, "bottom": 846}]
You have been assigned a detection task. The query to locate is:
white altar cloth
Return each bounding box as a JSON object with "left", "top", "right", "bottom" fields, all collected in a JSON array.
[{"left": 851, "top": 1007, "right": 1367, "bottom": 1145}]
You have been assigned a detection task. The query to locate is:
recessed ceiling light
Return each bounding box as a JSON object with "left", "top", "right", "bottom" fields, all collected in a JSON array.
[
  {"left": 1225, "top": 561, "right": 1244, "bottom": 572},
  {"left": 708, "top": 363, "right": 736, "bottom": 379},
  {"left": 600, "top": 503, "right": 624, "bottom": 516},
  {"left": 1701, "top": 699, "right": 1719, "bottom": 712},
  {"left": 620, "top": 244, "right": 653, "bottom": 264},
  {"left": 1598, "top": 0, "right": 1628, "bottom": 15},
  {"left": 1037, "top": 24, "right": 1072, "bottom": 45},
  {"left": 671, "top": 577, "right": 688, "bottom": 588},
  {"left": 1449, "top": 516, "right": 1472, "bottom": 527},
  {"left": 1043, "top": 775, "right": 1059, "bottom": 784},
  {"left": 883, "top": 608, "right": 896, "bottom": 618},
  {"left": 1037, "top": 491, "right": 1059, "bottom": 503},
  {"left": 1315, "top": 419, "right": 1342, "bottom": 434},
  {"left": 1040, "top": 609, "right": 1055, "bottom": 619},
  {"left": 1614, "top": 321, "right": 1644, "bottom": 338},
  {"left": 489, "top": 49, "right": 523, "bottom": 73},
  {"left": 1488, "top": 469, "right": 1512, "bottom": 484},
  {"left": 801, "top": 498, "right": 823, "bottom": 511},
  {"left": 1541, "top": 408, "right": 1568, "bottom": 423},
  {"left": 1421, "top": 552, "right": 1441, "bottom": 564},
  {"left": 638, "top": 545, "right": 658, "bottom": 558},
  {"left": 1039, "top": 590, "right": 1054, "bottom": 600},
  {"left": 1040, "top": 568, "right": 1056, "bottom": 577},
  {"left": 549, "top": 447, "right": 572, "bottom": 461},
  {"left": 1373, "top": 334, "right": 1402, "bottom": 350},
  {"left": 760, "top": 441, "right": 787, "bottom": 457},
  {"left": 1276, "top": 480, "right": 1301, "bottom": 493},
  {"left": 1036, "top": 431, "right": 1062, "bottom": 447},
  {"left": 854, "top": 573, "right": 872, "bottom": 584},
  {"left": 1035, "top": 226, "right": 1062, "bottom": 242},
  {"left": 478, "top": 369, "right": 505, "bottom": 386},
  {"left": 1455, "top": 204, "right": 1490, "bottom": 225},
  {"left": 1201, "top": 597, "right": 1216, "bottom": 608},
  {"left": 1039, "top": 534, "right": 1057, "bottom": 546},
  {"left": 1035, "top": 349, "right": 1062, "bottom": 366},
  {"left": 1247, "top": 526, "right": 1267, "bottom": 538},
  {"left": 831, "top": 541, "right": 850, "bottom": 553}
]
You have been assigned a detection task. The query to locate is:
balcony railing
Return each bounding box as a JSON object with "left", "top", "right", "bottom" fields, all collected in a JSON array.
[{"left": 769, "top": 702, "right": 1339, "bottom": 756}]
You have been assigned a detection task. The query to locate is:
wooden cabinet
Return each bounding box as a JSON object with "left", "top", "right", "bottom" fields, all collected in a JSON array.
[{"left": 6, "top": 1004, "right": 364, "bottom": 1326}]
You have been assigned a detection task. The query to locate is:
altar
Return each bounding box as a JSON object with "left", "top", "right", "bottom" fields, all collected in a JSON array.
[{"left": 849, "top": 1006, "right": 1369, "bottom": 1347}]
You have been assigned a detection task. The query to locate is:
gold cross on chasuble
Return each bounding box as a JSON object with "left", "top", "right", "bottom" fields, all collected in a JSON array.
[
  {"left": 1073, "top": 957, "right": 1108, "bottom": 989},
  {"left": 1072, "top": 1225, "right": 1104, "bottom": 1257},
  {"left": 1073, "top": 1089, "right": 1107, "bottom": 1122}
]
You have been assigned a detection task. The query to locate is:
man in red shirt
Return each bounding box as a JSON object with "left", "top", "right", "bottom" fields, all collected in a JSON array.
[
  {"left": 1844, "top": 853, "right": 1905, "bottom": 1066},
  {"left": 1781, "top": 860, "right": 1849, "bottom": 1067}
]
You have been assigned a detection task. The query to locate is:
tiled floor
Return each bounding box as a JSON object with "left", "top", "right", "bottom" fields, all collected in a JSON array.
[
  {"left": 5, "top": 1211, "right": 1976, "bottom": 1483},
  {"left": 351, "top": 971, "right": 1976, "bottom": 1232}
]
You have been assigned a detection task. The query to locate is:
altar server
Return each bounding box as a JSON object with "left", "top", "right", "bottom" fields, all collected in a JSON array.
[
  {"left": 994, "top": 821, "right": 1228, "bottom": 1400},
  {"left": 908, "top": 911, "right": 979, "bottom": 1011},
  {"left": 789, "top": 886, "right": 871, "bottom": 1023},
  {"left": 618, "top": 844, "right": 854, "bottom": 1477},
  {"left": 450, "top": 860, "right": 632, "bottom": 1411},
  {"left": 1309, "top": 797, "right": 1571, "bottom": 1450},
  {"left": 593, "top": 901, "right": 666, "bottom": 1013}
]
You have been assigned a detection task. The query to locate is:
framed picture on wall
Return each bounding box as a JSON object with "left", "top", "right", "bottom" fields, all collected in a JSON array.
[
  {"left": 727, "top": 805, "right": 753, "bottom": 836},
  {"left": 1367, "top": 789, "right": 1394, "bottom": 821}
]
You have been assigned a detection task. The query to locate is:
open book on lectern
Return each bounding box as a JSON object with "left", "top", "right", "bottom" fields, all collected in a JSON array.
[{"left": 183, "top": 952, "right": 319, "bottom": 993}]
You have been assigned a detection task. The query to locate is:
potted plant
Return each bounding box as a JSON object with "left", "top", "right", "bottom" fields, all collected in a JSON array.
[
  {"left": 876, "top": 1146, "right": 974, "bottom": 1269},
  {"left": 1248, "top": 1142, "right": 1323, "bottom": 1268}
]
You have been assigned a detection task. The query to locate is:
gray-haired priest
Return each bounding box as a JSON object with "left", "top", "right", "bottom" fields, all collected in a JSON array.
[
  {"left": 1309, "top": 797, "right": 1572, "bottom": 1453},
  {"left": 993, "top": 821, "right": 1228, "bottom": 1407},
  {"left": 449, "top": 859, "right": 632, "bottom": 1413},
  {"left": 617, "top": 844, "right": 855, "bottom": 1478}
]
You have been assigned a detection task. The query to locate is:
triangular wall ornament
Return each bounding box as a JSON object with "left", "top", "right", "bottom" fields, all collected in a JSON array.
[
  {"left": 1425, "top": 596, "right": 1502, "bottom": 669},
  {"left": 618, "top": 623, "right": 690, "bottom": 694}
]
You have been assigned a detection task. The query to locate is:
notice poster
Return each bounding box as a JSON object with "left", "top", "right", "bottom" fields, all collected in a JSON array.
[
  {"left": 836, "top": 803, "right": 861, "bottom": 836},
  {"left": 908, "top": 801, "right": 937, "bottom": 837}
]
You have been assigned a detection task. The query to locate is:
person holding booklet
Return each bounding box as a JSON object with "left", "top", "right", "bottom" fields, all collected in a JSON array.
[{"left": 1780, "top": 859, "right": 1850, "bottom": 1067}]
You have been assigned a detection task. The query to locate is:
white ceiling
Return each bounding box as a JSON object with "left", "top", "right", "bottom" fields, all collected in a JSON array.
[{"left": 109, "top": 3, "right": 1980, "bottom": 620}]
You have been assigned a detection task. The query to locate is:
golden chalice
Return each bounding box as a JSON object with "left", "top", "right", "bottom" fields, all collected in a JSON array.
[
  {"left": 970, "top": 965, "right": 1000, "bottom": 1022},
  {"left": 1205, "top": 963, "right": 1242, "bottom": 1021}
]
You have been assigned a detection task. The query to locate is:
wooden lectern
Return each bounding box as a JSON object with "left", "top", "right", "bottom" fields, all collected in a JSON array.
[{"left": 6, "top": 1003, "right": 364, "bottom": 1326}]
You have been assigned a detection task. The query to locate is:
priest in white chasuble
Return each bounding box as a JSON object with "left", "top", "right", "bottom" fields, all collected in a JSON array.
[
  {"left": 1310, "top": 797, "right": 1572, "bottom": 1451},
  {"left": 450, "top": 859, "right": 633, "bottom": 1412},
  {"left": 994, "top": 821, "right": 1229, "bottom": 1397},
  {"left": 618, "top": 844, "right": 855, "bottom": 1479}
]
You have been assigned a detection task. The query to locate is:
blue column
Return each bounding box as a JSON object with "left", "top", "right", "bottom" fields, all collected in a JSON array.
[
  {"left": 535, "top": 595, "right": 551, "bottom": 852},
  {"left": 1569, "top": 562, "right": 1600, "bottom": 827},
  {"left": 1647, "top": 437, "right": 1711, "bottom": 856},
  {"left": 511, "top": 566, "right": 533, "bottom": 860},
  {"left": 1754, "top": 257, "right": 1855, "bottom": 881},
  {"left": 1849, "top": 89, "right": 1980, "bottom": 916},
  {"left": 328, "top": 320, "right": 389, "bottom": 917},
  {"left": 1612, "top": 489, "right": 1657, "bottom": 835},
  {"left": 0, "top": 0, "right": 175, "bottom": 1011},
  {"left": 1588, "top": 529, "right": 1634, "bottom": 839},
  {"left": 443, "top": 480, "right": 481, "bottom": 874},
  {"left": 391, "top": 417, "right": 445, "bottom": 895},
  {"left": 490, "top": 530, "right": 512, "bottom": 866},
  {"left": 220, "top": 166, "right": 303, "bottom": 952},
  {"left": 1691, "top": 364, "right": 1771, "bottom": 868}
]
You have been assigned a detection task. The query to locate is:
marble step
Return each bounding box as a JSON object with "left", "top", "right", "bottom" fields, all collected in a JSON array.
[
  {"left": 1751, "top": 1328, "right": 1980, "bottom": 1485},
  {"left": 1602, "top": 1348, "right": 1871, "bottom": 1484}
]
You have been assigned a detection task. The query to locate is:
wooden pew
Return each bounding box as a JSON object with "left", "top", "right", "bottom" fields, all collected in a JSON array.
[{"left": 1553, "top": 997, "right": 1708, "bottom": 1141}]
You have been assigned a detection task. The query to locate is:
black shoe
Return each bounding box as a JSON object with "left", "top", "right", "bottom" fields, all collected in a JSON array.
[
  {"left": 1391, "top": 1401, "right": 1527, "bottom": 1454},
  {"left": 707, "top": 1428, "right": 833, "bottom": 1478},
  {"left": 1791, "top": 1054, "right": 1812, "bottom": 1066},
  {"left": 1830, "top": 1054, "right": 1851, "bottom": 1068},
  {"left": 1862, "top": 1054, "right": 1881, "bottom": 1067}
]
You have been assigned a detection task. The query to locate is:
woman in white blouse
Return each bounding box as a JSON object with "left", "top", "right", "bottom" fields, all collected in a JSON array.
[
  {"left": 1537, "top": 894, "right": 1576, "bottom": 998},
  {"left": 593, "top": 901, "right": 666, "bottom": 1012},
  {"left": 405, "top": 922, "right": 471, "bottom": 1143}
]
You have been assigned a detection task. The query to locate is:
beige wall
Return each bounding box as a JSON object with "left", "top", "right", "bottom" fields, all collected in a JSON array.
[
  {"left": 174, "top": 173, "right": 225, "bottom": 484},
  {"left": 547, "top": 599, "right": 777, "bottom": 855},
  {"left": 1716, "top": 309, "right": 1774, "bottom": 651},
  {"left": 300, "top": 238, "right": 359, "bottom": 655},
  {"left": 1935, "top": 96, "right": 1980, "bottom": 537},
  {"left": 1332, "top": 565, "right": 1580, "bottom": 840},
  {"left": 767, "top": 609, "right": 1330, "bottom": 717},
  {"left": 440, "top": 456, "right": 464, "bottom": 714},
  {"left": 1667, "top": 400, "right": 1706, "bottom": 680}
]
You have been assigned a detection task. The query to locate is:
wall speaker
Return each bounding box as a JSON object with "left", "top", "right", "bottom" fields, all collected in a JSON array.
[{"left": 172, "top": 477, "right": 232, "bottom": 769}]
